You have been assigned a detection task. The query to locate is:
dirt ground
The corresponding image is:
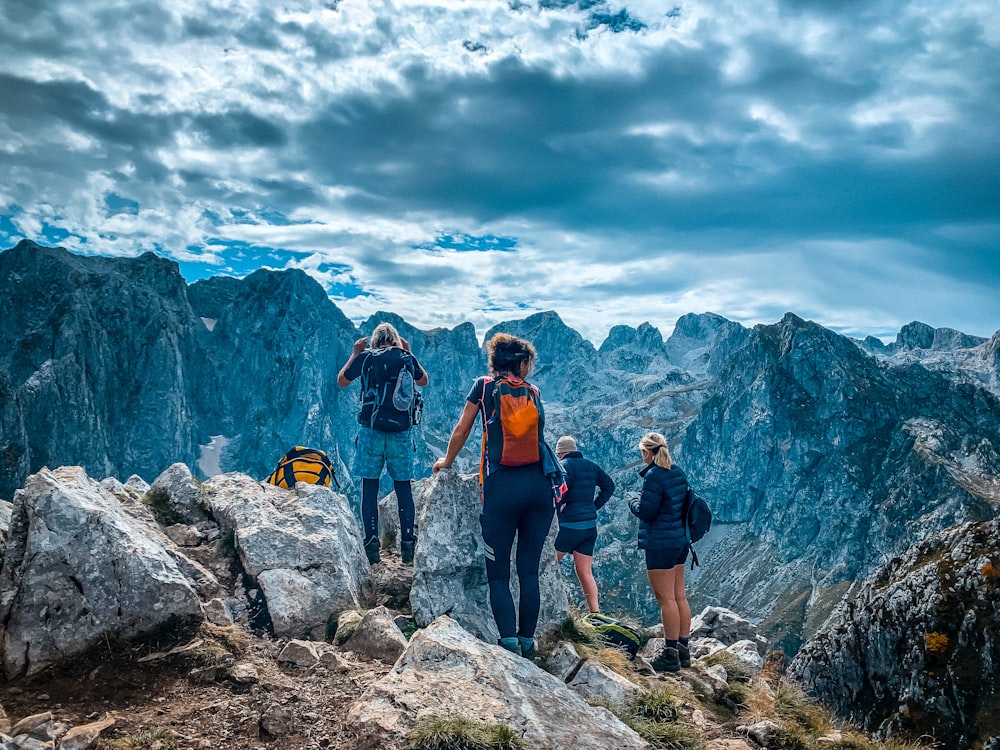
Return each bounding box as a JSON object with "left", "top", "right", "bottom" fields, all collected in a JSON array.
[{"left": 0, "top": 556, "right": 415, "bottom": 750}]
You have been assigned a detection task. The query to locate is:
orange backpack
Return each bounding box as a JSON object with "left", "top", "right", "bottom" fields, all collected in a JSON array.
[{"left": 478, "top": 376, "right": 543, "bottom": 481}]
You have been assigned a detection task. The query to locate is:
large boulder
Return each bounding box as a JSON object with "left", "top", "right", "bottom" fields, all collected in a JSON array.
[
  {"left": 346, "top": 615, "right": 647, "bottom": 749},
  {"left": 203, "top": 472, "right": 367, "bottom": 640},
  {"left": 0, "top": 467, "right": 205, "bottom": 678},
  {"left": 409, "top": 470, "right": 569, "bottom": 643}
]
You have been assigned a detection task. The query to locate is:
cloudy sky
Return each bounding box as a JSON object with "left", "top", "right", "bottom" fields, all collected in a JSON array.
[{"left": 2, "top": 0, "right": 998, "bottom": 345}]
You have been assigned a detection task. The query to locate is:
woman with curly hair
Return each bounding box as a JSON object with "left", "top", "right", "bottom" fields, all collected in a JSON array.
[{"left": 432, "top": 333, "right": 554, "bottom": 660}]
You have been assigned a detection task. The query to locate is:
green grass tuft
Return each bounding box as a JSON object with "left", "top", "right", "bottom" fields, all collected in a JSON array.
[
  {"left": 405, "top": 716, "right": 528, "bottom": 750},
  {"left": 629, "top": 688, "right": 680, "bottom": 723}
]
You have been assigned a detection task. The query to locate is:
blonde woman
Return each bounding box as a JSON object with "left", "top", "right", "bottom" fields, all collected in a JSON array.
[{"left": 628, "top": 432, "right": 692, "bottom": 672}]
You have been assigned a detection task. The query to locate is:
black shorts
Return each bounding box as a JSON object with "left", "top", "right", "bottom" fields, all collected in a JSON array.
[
  {"left": 645, "top": 545, "right": 688, "bottom": 570},
  {"left": 555, "top": 526, "right": 597, "bottom": 556}
]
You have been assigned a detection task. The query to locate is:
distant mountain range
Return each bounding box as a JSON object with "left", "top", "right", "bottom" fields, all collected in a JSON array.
[{"left": 3, "top": 239, "right": 998, "bottom": 653}]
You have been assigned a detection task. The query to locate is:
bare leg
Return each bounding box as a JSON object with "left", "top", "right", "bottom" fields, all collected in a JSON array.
[
  {"left": 556, "top": 550, "right": 567, "bottom": 562},
  {"left": 673, "top": 563, "right": 691, "bottom": 637},
  {"left": 647, "top": 567, "right": 680, "bottom": 640},
  {"left": 573, "top": 552, "right": 600, "bottom": 613}
]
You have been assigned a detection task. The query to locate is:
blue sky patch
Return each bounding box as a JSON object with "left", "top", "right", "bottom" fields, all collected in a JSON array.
[
  {"left": 105, "top": 193, "right": 140, "bottom": 217},
  {"left": 418, "top": 233, "right": 519, "bottom": 253}
]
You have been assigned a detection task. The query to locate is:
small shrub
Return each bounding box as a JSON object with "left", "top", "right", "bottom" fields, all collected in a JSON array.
[
  {"left": 633, "top": 721, "right": 705, "bottom": 750},
  {"left": 142, "top": 488, "right": 185, "bottom": 527},
  {"left": 774, "top": 680, "right": 830, "bottom": 734},
  {"left": 405, "top": 716, "right": 528, "bottom": 750},
  {"left": 982, "top": 561, "right": 997, "bottom": 579},
  {"left": 770, "top": 723, "right": 811, "bottom": 750},
  {"left": 629, "top": 688, "right": 679, "bottom": 723}
]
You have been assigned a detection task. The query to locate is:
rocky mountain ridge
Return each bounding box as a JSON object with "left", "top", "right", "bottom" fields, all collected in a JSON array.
[{"left": 2, "top": 240, "right": 998, "bottom": 656}]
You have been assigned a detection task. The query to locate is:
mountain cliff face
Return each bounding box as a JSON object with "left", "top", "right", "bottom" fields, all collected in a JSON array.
[
  {"left": 2, "top": 241, "right": 998, "bottom": 659},
  {"left": 0, "top": 242, "right": 205, "bottom": 498}
]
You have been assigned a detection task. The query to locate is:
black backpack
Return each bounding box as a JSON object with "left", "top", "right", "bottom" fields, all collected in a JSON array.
[
  {"left": 683, "top": 486, "right": 712, "bottom": 568},
  {"left": 363, "top": 347, "right": 419, "bottom": 433}
]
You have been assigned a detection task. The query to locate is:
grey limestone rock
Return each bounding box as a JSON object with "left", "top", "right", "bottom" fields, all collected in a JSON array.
[
  {"left": 203, "top": 472, "right": 367, "bottom": 640},
  {"left": 149, "top": 462, "right": 208, "bottom": 525},
  {"left": 0, "top": 467, "right": 204, "bottom": 678},
  {"left": 340, "top": 605, "right": 408, "bottom": 664},
  {"left": 346, "top": 615, "right": 647, "bottom": 750}
]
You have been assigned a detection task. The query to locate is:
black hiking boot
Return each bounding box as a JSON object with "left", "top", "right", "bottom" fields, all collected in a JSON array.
[
  {"left": 364, "top": 539, "right": 381, "bottom": 565},
  {"left": 677, "top": 642, "right": 691, "bottom": 668},
  {"left": 400, "top": 540, "right": 415, "bottom": 565},
  {"left": 650, "top": 646, "right": 681, "bottom": 673}
]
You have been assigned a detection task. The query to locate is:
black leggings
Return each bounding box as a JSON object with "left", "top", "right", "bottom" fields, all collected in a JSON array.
[
  {"left": 361, "top": 478, "right": 415, "bottom": 545},
  {"left": 480, "top": 464, "right": 554, "bottom": 640}
]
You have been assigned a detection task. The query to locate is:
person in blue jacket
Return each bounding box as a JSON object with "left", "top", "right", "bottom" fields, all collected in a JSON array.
[
  {"left": 554, "top": 435, "right": 615, "bottom": 613},
  {"left": 628, "top": 431, "right": 692, "bottom": 673}
]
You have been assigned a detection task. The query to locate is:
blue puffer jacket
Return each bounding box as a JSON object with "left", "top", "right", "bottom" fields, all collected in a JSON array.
[
  {"left": 628, "top": 464, "right": 689, "bottom": 550},
  {"left": 557, "top": 451, "right": 615, "bottom": 527}
]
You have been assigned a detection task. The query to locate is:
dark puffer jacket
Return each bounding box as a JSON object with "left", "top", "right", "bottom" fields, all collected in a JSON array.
[
  {"left": 558, "top": 451, "right": 615, "bottom": 526},
  {"left": 629, "top": 464, "right": 689, "bottom": 550}
]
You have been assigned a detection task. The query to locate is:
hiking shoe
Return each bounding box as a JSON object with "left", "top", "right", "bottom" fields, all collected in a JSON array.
[
  {"left": 650, "top": 646, "right": 681, "bottom": 673},
  {"left": 677, "top": 642, "right": 691, "bottom": 668},
  {"left": 364, "top": 539, "right": 381, "bottom": 565},
  {"left": 518, "top": 636, "right": 536, "bottom": 661},
  {"left": 499, "top": 637, "right": 521, "bottom": 655},
  {"left": 400, "top": 540, "right": 415, "bottom": 565}
]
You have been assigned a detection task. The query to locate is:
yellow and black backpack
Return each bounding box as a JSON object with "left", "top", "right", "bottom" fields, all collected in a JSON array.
[{"left": 266, "top": 446, "right": 338, "bottom": 489}]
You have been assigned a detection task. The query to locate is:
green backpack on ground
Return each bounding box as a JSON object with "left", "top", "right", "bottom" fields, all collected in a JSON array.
[{"left": 582, "top": 612, "right": 642, "bottom": 660}]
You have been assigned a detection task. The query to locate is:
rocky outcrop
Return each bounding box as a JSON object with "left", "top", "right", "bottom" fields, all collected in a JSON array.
[
  {"left": 789, "top": 515, "right": 1000, "bottom": 750},
  {"left": 202, "top": 472, "right": 368, "bottom": 640},
  {"left": 409, "top": 469, "right": 569, "bottom": 642},
  {"left": 346, "top": 615, "right": 647, "bottom": 750},
  {"left": 0, "top": 467, "right": 206, "bottom": 678}
]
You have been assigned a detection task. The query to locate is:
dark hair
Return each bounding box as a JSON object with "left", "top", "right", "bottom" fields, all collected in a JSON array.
[{"left": 486, "top": 333, "right": 536, "bottom": 377}]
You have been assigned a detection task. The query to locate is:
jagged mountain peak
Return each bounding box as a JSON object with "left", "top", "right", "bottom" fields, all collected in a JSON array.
[{"left": 599, "top": 322, "right": 665, "bottom": 352}]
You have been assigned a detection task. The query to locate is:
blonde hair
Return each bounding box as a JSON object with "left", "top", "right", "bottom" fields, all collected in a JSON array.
[
  {"left": 371, "top": 322, "right": 402, "bottom": 348},
  {"left": 639, "top": 432, "right": 672, "bottom": 469},
  {"left": 485, "top": 333, "right": 536, "bottom": 377}
]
